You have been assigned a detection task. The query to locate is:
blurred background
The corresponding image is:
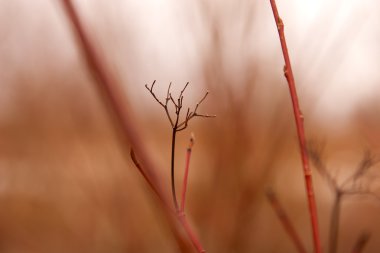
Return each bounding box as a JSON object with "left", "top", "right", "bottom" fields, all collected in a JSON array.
[{"left": 0, "top": 0, "right": 380, "bottom": 252}]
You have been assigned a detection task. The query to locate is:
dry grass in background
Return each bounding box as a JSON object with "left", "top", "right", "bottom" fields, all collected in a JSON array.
[{"left": 0, "top": 0, "right": 380, "bottom": 252}]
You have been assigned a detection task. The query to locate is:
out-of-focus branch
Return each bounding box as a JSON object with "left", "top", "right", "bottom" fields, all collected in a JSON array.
[
  {"left": 328, "top": 192, "right": 342, "bottom": 253},
  {"left": 266, "top": 189, "right": 307, "bottom": 253},
  {"left": 309, "top": 144, "right": 379, "bottom": 253}
]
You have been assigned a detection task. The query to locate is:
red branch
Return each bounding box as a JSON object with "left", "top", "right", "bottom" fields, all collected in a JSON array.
[
  {"left": 269, "top": 1, "right": 322, "bottom": 253},
  {"left": 178, "top": 213, "right": 206, "bottom": 253},
  {"left": 266, "top": 190, "right": 307, "bottom": 253},
  {"left": 60, "top": 0, "right": 205, "bottom": 252},
  {"left": 180, "top": 134, "right": 194, "bottom": 212}
]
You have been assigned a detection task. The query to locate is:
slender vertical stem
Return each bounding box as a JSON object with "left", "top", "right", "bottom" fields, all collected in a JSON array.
[
  {"left": 269, "top": 1, "right": 322, "bottom": 253},
  {"left": 266, "top": 190, "right": 307, "bottom": 253},
  {"left": 171, "top": 127, "right": 179, "bottom": 211},
  {"left": 329, "top": 192, "right": 342, "bottom": 253},
  {"left": 180, "top": 135, "right": 194, "bottom": 212}
]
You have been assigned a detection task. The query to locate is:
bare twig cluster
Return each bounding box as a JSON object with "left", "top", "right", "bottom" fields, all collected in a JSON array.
[
  {"left": 145, "top": 80, "right": 215, "bottom": 131},
  {"left": 308, "top": 144, "right": 379, "bottom": 253},
  {"left": 145, "top": 80, "right": 215, "bottom": 211}
]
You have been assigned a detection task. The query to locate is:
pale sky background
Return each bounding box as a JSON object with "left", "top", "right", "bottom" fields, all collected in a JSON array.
[{"left": 0, "top": 0, "right": 379, "bottom": 128}]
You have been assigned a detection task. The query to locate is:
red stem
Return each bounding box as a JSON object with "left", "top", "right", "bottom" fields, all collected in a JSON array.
[
  {"left": 178, "top": 213, "right": 206, "bottom": 253},
  {"left": 269, "top": 1, "right": 322, "bottom": 253},
  {"left": 59, "top": 1, "right": 205, "bottom": 252},
  {"left": 180, "top": 135, "right": 194, "bottom": 212},
  {"left": 266, "top": 189, "right": 307, "bottom": 253}
]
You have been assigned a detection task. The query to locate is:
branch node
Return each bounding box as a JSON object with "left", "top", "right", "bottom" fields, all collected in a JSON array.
[{"left": 277, "top": 17, "right": 284, "bottom": 30}]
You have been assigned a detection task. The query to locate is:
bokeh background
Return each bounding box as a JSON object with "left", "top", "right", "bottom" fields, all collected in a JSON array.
[{"left": 0, "top": 0, "right": 380, "bottom": 252}]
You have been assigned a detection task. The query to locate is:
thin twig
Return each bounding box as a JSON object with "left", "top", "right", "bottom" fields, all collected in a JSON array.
[
  {"left": 145, "top": 81, "right": 165, "bottom": 107},
  {"left": 145, "top": 81, "right": 214, "bottom": 212},
  {"left": 341, "top": 150, "right": 377, "bottom": 189},
  {"left": 180, "top": 134, "right": 195, "bottom": 213},
  {"left": 308, "top": 144, "right": 337, "bottom": 192},
  {"left": 130, "top": 149, "right": 158, "bottom": 197},
  {"left": 180, "top": 82, "right": 190, "bottom": 99},
  {"left": 269, "top": 1, "right": 322, "bottom": 252},
  {"left": 171, "top": 124, "right": 180, "bottom": 210},
  {"left": 145, "top": 80, "right": 174, "bottom": 127},
  {"left": 266, "top": 189, "right": 307, "bottom": 253}
]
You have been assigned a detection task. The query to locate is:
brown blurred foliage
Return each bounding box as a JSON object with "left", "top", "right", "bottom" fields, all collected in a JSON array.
[{"left": 0, "top": 1, "right": 380, "bottom": 253}]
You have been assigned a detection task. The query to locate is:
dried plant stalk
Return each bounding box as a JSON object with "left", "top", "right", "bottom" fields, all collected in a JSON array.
[
  {"left": 60, "top": 0, "right": 205, "bottom": 252},
  {"left": 180, "top": 134, "right": 195, "bottom": 213},
  {"left": 269, "top": 1, "right": 322, "bottom": 252},
  {"left": 145, "top": 81, "right": 214, "bottom": 211}
]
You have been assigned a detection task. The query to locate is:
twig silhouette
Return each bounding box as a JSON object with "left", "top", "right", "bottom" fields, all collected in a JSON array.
[{"left": 145, "top": 80, "right": 215, "bottom": 211}]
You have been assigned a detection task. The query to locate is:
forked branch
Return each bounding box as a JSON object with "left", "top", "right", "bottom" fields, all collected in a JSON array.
[
  {"left": 145, "top": 81, "right": 174, "bottom": 126},
  {"left": 145, "top": 80, "right": 215, "bottom": 211},
  {"left": 145, "top": 80, "right": 216, "bottom": 131},
  {"left": 309, "top": 145, "right": 379, "bottom": 253}
]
